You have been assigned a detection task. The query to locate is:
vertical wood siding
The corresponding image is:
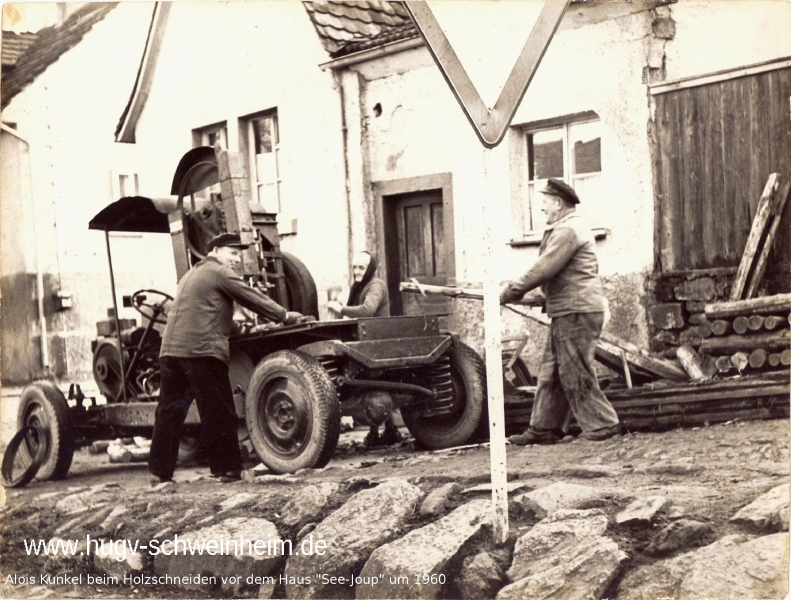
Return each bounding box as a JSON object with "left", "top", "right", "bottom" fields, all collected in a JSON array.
[{"left": 655, "top": 67, "right": 791, "bottom": 271}]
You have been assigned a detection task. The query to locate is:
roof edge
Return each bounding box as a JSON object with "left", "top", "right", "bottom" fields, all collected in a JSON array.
[
  {"left": 320, "top": 35, "right": 423, "bottom": 70},
  {"left": 115, "top": 2, "right": 171, "bottom": 143}
]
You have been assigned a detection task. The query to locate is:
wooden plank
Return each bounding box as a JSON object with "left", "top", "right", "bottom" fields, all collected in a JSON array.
[
  {"left": 657, "top": 92, "right": 683, "bottom": 270},
  {"left": 701, "top": 81, "right": 723, "bottom": 268},
  {"left": 680, "top": 88, "right": 700, "bottom": 269},
  {"left": 705, "top": 293, "right": 791, "bottom": 319},
  {"left": 767, "top": 68, "right": 791, "bottom": 268},
  {"left": 730, "top": 174, "right": 784, "bottom": 300},
  {"left": 699, "top": 330, "right": 791, "bottom": 354},
  {"left": 744, "top": 175, "right": 791, "bottom": 298}
]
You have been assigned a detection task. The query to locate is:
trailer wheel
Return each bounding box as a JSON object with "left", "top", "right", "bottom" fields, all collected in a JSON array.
[
  {"left": 282, "top": 253, "right": 319, "bottom": 319},
  {"left": 16, "top": 381, "right": 75, "bottom": 480},
  {"left": 245, "top": 351, "right": 339, "bottom": 473},
  {"left": 402, "top": 343, "right": 487, "bottom": 450}
]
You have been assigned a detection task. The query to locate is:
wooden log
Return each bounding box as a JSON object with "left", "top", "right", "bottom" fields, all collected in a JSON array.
[
  {"left": 705, "top": 293, "right": 791, "bottom": 319},
  {"left": 89, "top": 441, "right": 110, "bottom": 455},
  {"left": 730, "top": 173, "right": 791, "bottom": 300},
  {"left": 699, "top": 330, "right": 791, "bottom": 354},
  {"left": 768, "top": 353, "right": 781, "bottom": 367},
  {"left": 763, "top": 316, "right": 784, "bottom": 331},
  {"left": 744, "top": 175, "right": 791, "bottom": 299},
  {"left": 730, "top": 352, "right": 749, "bottom": 372},
  {"left": 710, "top": 320, "right": 732, "bottom": 336},
  {"left": 700, "top": 355, "right": 719, "bottom": 378},
  {"left": 732, "top": 316, "right": 749, "bottom": 335},
  {"left": 782, "top": 349, "right": 791, "bottom": 366},
  {"left": 748, "top": 349, "right": 768, "bottom": 369},
  {"left": 747, "top": 315, "right": 765, "bottom": 331},
  {"left": 676, "top": 345, "right": 706, "bottom": 380},
  {"left": 716, "top": 356, "right": 734, "bottom": 373},
  {"left": 696, "top": 320, "right": 712, "bottom": 338},
  {"left": 107, "top": 444, "right": 131, "bottom": 464}
]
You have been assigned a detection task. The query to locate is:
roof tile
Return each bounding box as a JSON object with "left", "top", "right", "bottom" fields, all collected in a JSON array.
[
  {"left": 303, "top": 0, "right": 417, "bottom": 58},
  {"left": 1, "top": 31, "right": 38, "bottom": 67},
  {"left": 2, "top": 3, "right": 117, "bottom": 108}
]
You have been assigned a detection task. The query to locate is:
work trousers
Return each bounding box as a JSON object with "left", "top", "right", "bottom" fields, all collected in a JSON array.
[
  {"left": 149, "top": 356, "right": 242, "bottom": 479},
  {"left": 529, "top": 312, "right": 619, "bottom": 433}
]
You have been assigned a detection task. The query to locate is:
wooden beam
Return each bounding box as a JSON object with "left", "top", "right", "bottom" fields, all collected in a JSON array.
[
  {"left": 730, "top": 174, "right": 789, "bottom": 301},
  {"left": 744, "top": 176, "right": 791, "bottom": 298},
  {"left": 705, "top": 293, "right": 791, "bottom": 319},
  {"left": 699, "top": 330, "right": 791, "bottom": 355}
]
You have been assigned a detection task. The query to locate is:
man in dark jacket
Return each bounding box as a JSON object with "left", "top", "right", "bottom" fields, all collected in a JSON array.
[
  {"left": 149, "top": 233, "right": 302, "bottom": 484},
  {"left": 500, "top": 179, "right": 619, "bottom": 444}
]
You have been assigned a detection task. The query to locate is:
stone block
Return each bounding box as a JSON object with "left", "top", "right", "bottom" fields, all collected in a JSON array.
[
  {"left": 685, "top": 301, "right": 706, "bottom": 313},
  {"left": 281, "top": 483, "right": 340, "bottom": 529},
  {"left": 674, "top": 277, "right": 715, "bottom": 301},
  {"left": 616, "top": 496, "right": 667, "bottom": 526},
  {"left": 648, "top": 303, "right": 685, "bottom": 330},
  {"left": 652, "top": 16, "right": 676, "bottom": 39},
  {"left": 458, "top": 552, "right": 505, "bottom": 600},
  {"left": 518, "top": 482, "right": 631, "bottom": 516},
  {"left": 644, "top": 519, "right": 714, "bottom": 557},
  {"left": 154, "top": 517, "right": 282, "bottom": 593},
  {"left": 498, "top": 509, "right": 627, "bottom": 600},
  {"left": 356, "top": 499, "right": 490, "bottom": 599},
  {"left": 730, "top": 483, "right": 789, "bottom": 532},
  {"left": 284, "top": 479, "right": 422, "bottom": 599},
  {"left": 652, "top": 331, "right": 679, "bottom": 346},
  {"left": 420, "top": 483, "right": 462, "bottom": 518}
]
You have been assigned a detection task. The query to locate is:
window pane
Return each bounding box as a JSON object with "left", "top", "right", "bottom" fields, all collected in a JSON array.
[
  {"left": 253, "top": 117, "right": 274, "bottom": 154},
  {"left": 529, "top": 128, "right": 564, "bottom": 180},
  {"left": 570, "top": 121, "right": 601, "bottom": 175}
]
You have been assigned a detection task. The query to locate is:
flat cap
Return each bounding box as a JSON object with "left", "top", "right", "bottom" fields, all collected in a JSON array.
[
  {"left": 207, "top": 232, "right": 249, "bottom": 252},
  {"left": 541, "top": 178, "right": 580, "bottom": 205}
]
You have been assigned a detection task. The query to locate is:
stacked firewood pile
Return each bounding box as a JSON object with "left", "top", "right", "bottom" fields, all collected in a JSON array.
[{"left": 701, "top": 294, "right": 791, "bottom": 374}]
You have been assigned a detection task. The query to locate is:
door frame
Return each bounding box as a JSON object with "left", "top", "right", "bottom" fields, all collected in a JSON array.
[{"left": 372, "top": 173, "right": 456, "bottom": 316}]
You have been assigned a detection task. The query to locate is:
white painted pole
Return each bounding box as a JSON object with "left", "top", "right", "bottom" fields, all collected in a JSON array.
[{"left": 481, "top": 146, "right": 509, "bottom": 544}]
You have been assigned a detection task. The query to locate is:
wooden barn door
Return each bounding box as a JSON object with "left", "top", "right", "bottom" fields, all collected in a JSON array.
[{"left": 654, "top": 65, "right": 791, "bottom": 272}]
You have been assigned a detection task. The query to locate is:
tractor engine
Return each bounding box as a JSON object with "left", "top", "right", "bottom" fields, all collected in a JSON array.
[{"left": 92, "top": 318, "right": 162, "bottom": 402}]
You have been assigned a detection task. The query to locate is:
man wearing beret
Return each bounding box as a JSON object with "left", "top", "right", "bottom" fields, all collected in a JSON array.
[
  {"left": 501, "top": 179, "right": 619, "bottom": 444},
  {"left": 149, "top": 233, "right": 304, "bottom": 484}
]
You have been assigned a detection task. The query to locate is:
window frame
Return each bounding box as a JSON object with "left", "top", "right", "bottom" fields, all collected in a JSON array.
[{"left": 508, "top": 111, "right": 608, "bottom": 246}]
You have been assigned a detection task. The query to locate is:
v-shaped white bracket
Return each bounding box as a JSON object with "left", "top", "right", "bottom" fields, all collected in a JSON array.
[{"left": 404, "top": 0, "right": 570, "bottom": 148}]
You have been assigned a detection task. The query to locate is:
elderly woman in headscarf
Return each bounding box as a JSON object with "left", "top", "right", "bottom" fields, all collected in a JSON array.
[{"left": 327, "top": 251, "right": 400, "bottom": 446}]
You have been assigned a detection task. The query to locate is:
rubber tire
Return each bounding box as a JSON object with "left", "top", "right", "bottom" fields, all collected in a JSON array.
[
  {"left": 402, "top": 343, "right": 487, "bottom": 450},
  {"left": 282, "top": 252, "right": 319, "bottom": 319},
  {"left": 16, "top": 381, "right": 75, "bottom": 480},
  {"left": 245, "top": 350, "right": 340, "bottom": 473}
]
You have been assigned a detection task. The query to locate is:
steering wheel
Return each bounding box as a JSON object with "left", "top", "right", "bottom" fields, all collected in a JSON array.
[{"left": 131, "top": 289, "right": 173, "bottom": 325}]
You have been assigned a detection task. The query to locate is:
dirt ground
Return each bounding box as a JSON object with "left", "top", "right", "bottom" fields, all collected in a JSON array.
[{"left": 1, "top": 417, "right": 788, "bottom": 599}]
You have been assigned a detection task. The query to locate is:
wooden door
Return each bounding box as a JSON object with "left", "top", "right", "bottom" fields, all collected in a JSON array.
[{"left": 385, "top": 190, "right": 451, "bottom": 316}]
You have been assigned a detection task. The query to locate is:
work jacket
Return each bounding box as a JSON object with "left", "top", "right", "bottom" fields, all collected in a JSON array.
[
  {"left": 160, "top": 257, "right": 287, "bottom": 364},
  {"left": 340, "top": 278, "right": 390, "bottom": 318},
  {"left": 502, "top": 213, "right": 605, "bottom": 317}
]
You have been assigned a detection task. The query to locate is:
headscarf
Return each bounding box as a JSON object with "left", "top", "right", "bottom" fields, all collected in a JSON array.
[{"left": 348, "top": 252, "right": 378, "bottom": 307}]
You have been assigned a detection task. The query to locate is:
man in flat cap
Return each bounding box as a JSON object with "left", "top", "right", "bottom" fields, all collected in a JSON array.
[
  {"left": 501, "top": 179, "right": 619, "bottom": 444},
  {"left": 149, "top": 233, "right": 304, "bottom": 485}
]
